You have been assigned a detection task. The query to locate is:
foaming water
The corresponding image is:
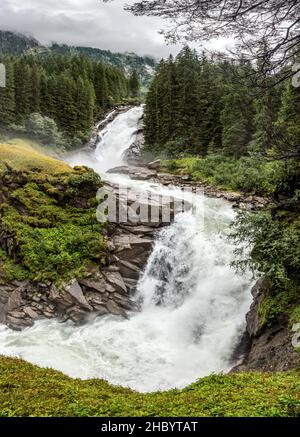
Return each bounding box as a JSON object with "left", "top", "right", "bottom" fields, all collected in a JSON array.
[
  {"left": 65, "top": 106, "right": 143, "bottom": 174},
  {"left": 0, "top": 107, "right": 253, "bottom": 392}
]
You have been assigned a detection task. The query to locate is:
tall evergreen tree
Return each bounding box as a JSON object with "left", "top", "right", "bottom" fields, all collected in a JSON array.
[
  {"left": 129, "top": 70, "right": 140, "bottom": 98},
  {"left": 0, "top": 57, "right": 15, "bottom": 125}
]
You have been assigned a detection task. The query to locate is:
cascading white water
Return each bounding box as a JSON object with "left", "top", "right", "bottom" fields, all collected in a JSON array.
[
  {"left": 65, "top": 106, "right": 144, "bottom": 173},
  {"left": 0, "top": 107, "right": 254, "bottom": 393}
]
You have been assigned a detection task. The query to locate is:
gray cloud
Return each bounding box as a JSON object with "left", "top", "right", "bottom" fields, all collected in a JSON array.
[{"left": 0, "top": 0, "right": 233, "bottom": 58}]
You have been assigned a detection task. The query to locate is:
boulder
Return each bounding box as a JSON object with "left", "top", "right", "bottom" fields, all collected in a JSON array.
[
  {"left": 106, "top": 299, "right": 127, "bottom": 318},
  {"left": 117, "top": 260, "right": 141, "bottom": 280},
  {"left": 79, "top": 277, "right": 107, "bottom": 294},
  {"left": 106, "top": 165, "right": 130, "bottom": 175},
  {"left": 113, "top": 234, "right": 152, "bottom": 267},
  {"left": 119, "top": 225, "right": 155, "bottom": 236},
  {"left": 129, "top": 170, "right": 157, "bottom": 181},
  {"left": 63, "top": 280, "right": 93, "bottom": 311},
  {"left": 103, "top": 271, "right": 127, "bottom": 294},
  {"left": 23, "top": 307, "right": 40, "bottom": 319},
  {"left": 147, "top": 159, "right": 161, "bottom": 170},
  {"left": 6, "top": 315, "right": 33, "bottom": 331}
]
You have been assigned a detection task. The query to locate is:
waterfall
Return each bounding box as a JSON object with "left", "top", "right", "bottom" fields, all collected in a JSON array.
[
  {"left": 65, "top": 106, "right": 144, "bottom": 174},
  {"left": 0, "top": 107, "right": 253, "bottom": 393}
]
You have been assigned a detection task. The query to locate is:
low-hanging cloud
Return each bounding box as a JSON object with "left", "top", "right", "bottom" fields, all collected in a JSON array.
[{"left": 0, "top": 0, "right": 234, "bottom": 58}]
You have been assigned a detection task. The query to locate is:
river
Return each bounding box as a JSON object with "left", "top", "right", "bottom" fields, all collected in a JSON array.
[{"left": 0, "top": 106, "right": 253, "bottom": 392}]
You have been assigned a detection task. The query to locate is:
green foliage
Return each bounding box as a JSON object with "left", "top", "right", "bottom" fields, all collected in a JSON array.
[
  {"left": 0, "top": 52, "right": 131, "bottom": 146},
  {"left": 0, "top": 356, "right": 299, "bottom": 417},
  {"left": 129, "top": 70, "right": 140, "bottom": 98},
  {"left": 0, "top": 30, "right": 39, "bottom": 55},
  {"left": 231, "top": 209, "right": 300, "bottom": 326},
  {"left": 163, "top": 155, "right": 286, "bottom": 196},
  {"left": 0, "top": 155, "right": 107, "bottom": 282},
  {"left": 231, "top": 211, "right": 300, "bottom": 289},
  {"left": 144, "top": 48, "right": 259, "bottom": 157},
  {"left": 26, "top": 113, "right": 65, "bottom": 148}
]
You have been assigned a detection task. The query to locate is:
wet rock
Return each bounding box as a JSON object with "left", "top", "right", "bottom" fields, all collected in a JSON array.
[
  {"left": 106, "top": 299, "right": 127, "bottom": 318},
  {"left": 103, "top": 271, "right": 127, "bottom": 294},
  {"left": 8, "top": 310, "right": 25, "bottom": 319},
  {"left": 129, "top": 169, "right": 157, "bottom": 181},
  {"left": 79, "top": 277, "right": 107, "bottom": 294},
  {"left": 119, "top": 225, "right": 155, "bottom": 236},
  {"left": 117, "top": 260, "right": 141, "bottom": 280},
  {"left": 107, "top": 165, "right": 130, "bottom": 175},
  {"left": 93, "top": 304, "right": 109, "bottom": 316},
  {"left": 6, "top": 315, "right": 33, "bottom": 331},
  {"left": 232, "top": 278, "right": 299, "bottom": 372},
  {"left": 147, "top": 159, "right": 161, "bottom": 170},
  {"left": 67, "top": 306, "right": 88, "bottom": 325},
  {"left": 123, "top": 277, "right": 138, "bottom": 291},
  {"left": 23, "top": 307, "right": 39, "bottom": 319},
  {"left": 43, "top": 311, "right": 55, "bottom": 318},
  {"left": 62, "top": 280, "right": 93, "bottom": 311}
]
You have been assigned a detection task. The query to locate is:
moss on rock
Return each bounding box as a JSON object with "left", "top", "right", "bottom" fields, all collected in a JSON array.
[{"left": 0, "top": 143, "right": 107, "bottom": 282}]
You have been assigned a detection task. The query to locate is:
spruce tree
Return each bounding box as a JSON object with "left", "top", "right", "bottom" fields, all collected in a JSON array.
[
  {"left": 129, "top": 70, "right": 140, "bottom": 98},
  {"left": 0, "top": 57, "right": 15, "bottom": 125}
]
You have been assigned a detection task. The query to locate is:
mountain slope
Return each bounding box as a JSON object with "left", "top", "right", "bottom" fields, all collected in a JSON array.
[
  {"left": 0, "top": 30, "right": 40, "bottom": 55},
  {"left": 0, "top": 30, "right": 156, "bottom": 86}
]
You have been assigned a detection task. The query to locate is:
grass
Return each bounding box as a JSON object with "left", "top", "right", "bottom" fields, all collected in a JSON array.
[
  {"left": 0, "top": 356, "right": 299, "bottom": 417},
  {"left": 0, "top": 141, "right": 107, "bottom": 282},
  {"left": 0, "top": 141, "right": 71, "bottom": 176},
  {"left": 161, "top": 154, "right": 292, "bottom": 197}
]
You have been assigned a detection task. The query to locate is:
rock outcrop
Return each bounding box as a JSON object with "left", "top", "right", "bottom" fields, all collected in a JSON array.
[
  {"left": 232, "top": 279, "right": 299, "bottom": 372},
  {"left": 122, "top": 112, "right": 144, "bottom": 166},
  {"left": 0, "top": 208, "right": 160, "bottom": 330}
]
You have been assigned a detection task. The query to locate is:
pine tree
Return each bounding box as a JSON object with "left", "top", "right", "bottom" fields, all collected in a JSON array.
[
  {"left": 75, "top": 77, "right": 95, "bottom": 134},
  {"left": 275, "top": 82, "right": 300, "bottom": 153},
  {"left": 129, "top": 70, "right": 140, "bottom": 98},
  {"left": 0, "top": 57, "right": 15, "bottom": 125},
  {"left": 221, "top": 85, "right": 254, "bottom": 158},
  {"left": 14, "top": 58, "right": 31, "bottom": 123},
  {"left": 30, "top": 62, "right": 41, "bottom": 113}
]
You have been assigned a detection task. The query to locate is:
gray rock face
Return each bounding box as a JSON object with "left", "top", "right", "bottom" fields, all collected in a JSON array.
[
  {"left": 232, "top": 279, "right": 299, "bottom": 372},
  {"left": 147, "top": 159, "right": 161, "bottom": 170},
  {"left": 78, "top": 277, "right": 107, "bottom": 294},
  {"left": 63, "top": 280, "right": 93, "bottom": 311},
  {"left": 0, "top": 197, "right": 157, "bottom": 331},
  {"left": 107, "top": 165, "right": 131, "bottom": 175},
  {"left": 117, "top": 260, "right": 141, "bottom": 280},
  {"left": 122, "top": 119, "right": 144, "bottom": 166},
  {"left": 103, "top": 271, "right": 127, "bottom": 294}
]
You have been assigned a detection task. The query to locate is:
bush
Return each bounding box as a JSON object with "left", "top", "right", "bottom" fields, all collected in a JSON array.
[
  {"left": 26, "top": 113, "right": 66, "bottom": 148},
  {"left": 231, "top": 209, "right": 300, "bottom": 325},
  {"left": 0, "top": 356, "right": 300, "bottom": 417},
  {"left": 162, "top": 154, "right": 288, "bottom": 196}
]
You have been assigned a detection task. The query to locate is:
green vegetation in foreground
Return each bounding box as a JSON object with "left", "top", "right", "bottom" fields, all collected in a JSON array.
[
  {"left": 0, "top": 142, "right": 107, "bottom": 283},
  {"left": 162, "top": 155, "right": 297, "bottom": 197},
  {"left": 0, "top": 356, "right": 299, "bottom": 417},
  {"left": 162, "top": 155, "right": 300, "bottom": 331}
]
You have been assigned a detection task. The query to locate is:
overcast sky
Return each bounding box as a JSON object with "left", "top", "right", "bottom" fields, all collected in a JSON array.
[{"left": 0, "top": 0, "right": 233, "bottom": 59}]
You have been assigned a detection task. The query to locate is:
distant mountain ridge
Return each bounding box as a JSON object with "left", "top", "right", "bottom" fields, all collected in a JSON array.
[
  {"left": 0, "top": 30, "right": 157, "bottom": 86},
  {"left": 0, "top": 30, "right": 39, "bottom": 55}
]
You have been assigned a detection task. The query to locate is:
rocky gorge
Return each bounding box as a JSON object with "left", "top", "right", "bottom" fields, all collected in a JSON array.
[
  {"left": 0, "top": 163, "right": 174, "bottom": 331},
  {"left": 0, "top": 106, "right": 298, "bottom": 381}
]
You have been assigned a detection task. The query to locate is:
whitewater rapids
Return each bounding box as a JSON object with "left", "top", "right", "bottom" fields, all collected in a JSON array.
[{"left": 0, "top": 106, "right": 253, "bottom": 392}]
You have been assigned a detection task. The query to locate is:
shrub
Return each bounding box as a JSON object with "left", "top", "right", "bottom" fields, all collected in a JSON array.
[{"left": 26, "top": 113, "right": 66, "bottom": 148}]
